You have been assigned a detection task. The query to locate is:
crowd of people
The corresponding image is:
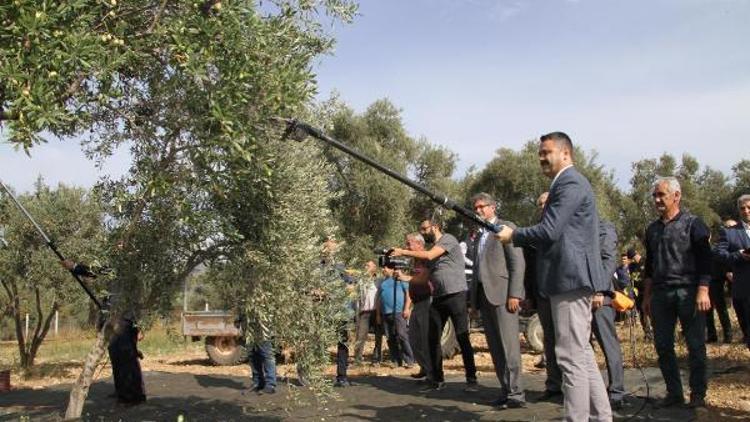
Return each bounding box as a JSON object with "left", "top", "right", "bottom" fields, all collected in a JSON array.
[
  {"left": 63, "top": 132, "right": 748, "bottom": 420},
  {"left": 300, "top": 132, "right": 750, "bottom": 421}
]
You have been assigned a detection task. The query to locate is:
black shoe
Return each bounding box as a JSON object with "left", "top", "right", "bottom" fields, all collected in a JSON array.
[
  {"left": 688, "top": 395, "right": 706, "bottom": 409},
  {"left": 334, "top": 378, "right": 352, "bottom": 388},
  {"left": 537, "top": 390, "right": 563, "bottom": 402},
  {"left": 242, "top": 385, "right": 263, "bottom": 395},
  {"left": 464, "top": 380, "right": 479, "bottom": 393},
  {"left": 410, "top": 371, "right": 427, "bottom": 379},
  {"left": 419, "top": 381, "right": 446, "bottom": 393},
  {"left": 654, "top": 395, "right": 685, "bottom": 408},
  {"left": 497, "top": 399, "right": 526, "bottom": 410},
  {"left": 610, "top": 398, "right": 626, "bottom": 411},
  {"left": 490, "top": 397, "right": 508, "bottom": 407},
  {"left": 262, "top": 386, "right": 276, "bottom": 394}
]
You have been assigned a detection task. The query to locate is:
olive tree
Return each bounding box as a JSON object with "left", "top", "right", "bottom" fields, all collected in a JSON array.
[
  {"left": 0, "top": 181, "right": 107, "bottom": 370},
  {"left": 2, "top": 0, "right": 358, "bottom": 417}
]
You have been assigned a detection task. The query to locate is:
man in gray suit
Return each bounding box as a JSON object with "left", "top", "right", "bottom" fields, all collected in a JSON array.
[
  {"left": 469, "top": 192, "right": 526, "bottom": 409},
  {"left": 593, "top": 219, "right": 626, "bottom": 410},
  {"left": 497, "top": 132, "right": 612, "bottom": 421}
]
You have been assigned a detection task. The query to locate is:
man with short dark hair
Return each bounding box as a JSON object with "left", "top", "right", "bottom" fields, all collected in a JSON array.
[
  {"left": 470, "top": 192, "right": 526, "bottom": 409},
  {"left": 392, "top": 218, "right": 477, "bottom": 392},
  {"left": 497, "top": 132, "right": 611, "bottom": 421},
  {"left": 642, "top": 177, "right": 712, "bottom": 408},
  {"left": 716, "top": 195, "right": 750, "bottom": 351}
]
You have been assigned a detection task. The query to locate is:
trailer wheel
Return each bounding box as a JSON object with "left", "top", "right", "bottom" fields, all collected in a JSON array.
[
  {"left": 524, "top": 314, "right": 544, "bottom": 353},
  {"left": 440, "top": 320, "right": 460, "bottom": 359},
  {"left": 205, "top": 336, "right": 247, "bottom": 366}
]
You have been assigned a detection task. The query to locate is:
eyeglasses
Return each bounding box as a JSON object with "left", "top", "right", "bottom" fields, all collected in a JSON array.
[
  {"left": 474, "top": 203, "right": 490, "bottom": 211},
  {"left": 418, "top": 224, "right": 432, "bottom": 231}
]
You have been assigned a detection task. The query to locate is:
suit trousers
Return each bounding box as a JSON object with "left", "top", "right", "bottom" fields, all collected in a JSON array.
[
  {"left": 537, "top": 295, "right": 562, "bottom": 393},
  {"left": 478, "top": 284, "right": 525, "bottom": 401},
  {"left": 591, "top": 305, "right": 626, "bottom": 401},
  {"left": 428, "top": 292, "right": 477, "bottom": 383},
  {"left": 732, "top": 296, "right": 750, "bottom": 350},
  {"left": 706, "top": 280, "right": 732, "bottom": 342},
  {"left": 408, "top": 298, "right": 431, "bottom": 374},
  {"left": 551, "top": 288, "right": 612, "bottom": 422}
]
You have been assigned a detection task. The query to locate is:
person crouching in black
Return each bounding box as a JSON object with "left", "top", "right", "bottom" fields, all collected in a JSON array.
[{"left": 62, "top": 259, "right": 146, "bottom": 404}]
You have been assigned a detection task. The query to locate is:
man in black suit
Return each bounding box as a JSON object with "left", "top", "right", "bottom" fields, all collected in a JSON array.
[{"left": 716, "top": 194, "right": 750, "bottom": 350}]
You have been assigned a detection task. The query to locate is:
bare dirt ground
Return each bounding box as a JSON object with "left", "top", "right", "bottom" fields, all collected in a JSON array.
[{"left": 1, "top": 325, "right": 749, "bottom": 421}]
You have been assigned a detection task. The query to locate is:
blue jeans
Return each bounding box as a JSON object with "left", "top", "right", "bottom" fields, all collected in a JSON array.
[
  {"left": 651, "top": 286, "right": 707, "bottom": 399},
  {"left": 250, "top": 341, "right": 276, "bottom": 388}
]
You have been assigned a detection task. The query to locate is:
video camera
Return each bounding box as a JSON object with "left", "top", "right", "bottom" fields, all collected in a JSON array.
[{"left": 374, "top": 248, "right": 410, "bottom": 270}]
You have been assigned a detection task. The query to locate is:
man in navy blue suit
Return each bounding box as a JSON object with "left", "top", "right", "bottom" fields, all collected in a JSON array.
[
  {"left": 497, "top": 132, "right": 611, "bottom": 422},
  {"left": 716, "top": 194, "right": 750, "bottom": 351}
]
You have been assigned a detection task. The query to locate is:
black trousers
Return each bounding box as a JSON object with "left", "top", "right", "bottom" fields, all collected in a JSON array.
[
  {"left": 336, "top": 321, "right": 349, "bottom": 381},
  {"left": 706, "top": 280, "right": 732, "bottom": 341},
  {"left": 733, "top": 296, "right": 750, "bottom": 350},
  {"left": 427, "top": 292, "right": 476, "bottom": 383}
]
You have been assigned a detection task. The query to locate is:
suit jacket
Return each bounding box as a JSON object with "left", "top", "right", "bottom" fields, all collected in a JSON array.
[
  {"left": 715, "top": 223, "right": 750, "bottom": 299},
  {"left": 470, "top": 219, "right": 526, "bottom": 308},
  {"left": 512, "top": 166, "right": 607, "bottom": 297}
]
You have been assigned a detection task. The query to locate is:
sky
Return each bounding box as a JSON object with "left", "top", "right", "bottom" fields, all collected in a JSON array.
[{"left": 2, "top": 0, "right": 749, "bottom": 193}]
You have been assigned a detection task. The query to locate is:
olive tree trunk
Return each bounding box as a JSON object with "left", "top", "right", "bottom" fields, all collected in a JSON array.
[{"left": 64, "top": 320, "right": 108, "bottom": 420}]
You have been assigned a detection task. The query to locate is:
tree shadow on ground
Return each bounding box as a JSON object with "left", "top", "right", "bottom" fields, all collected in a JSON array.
[
  {"left": 169, "top": 357, "right": 213, "bottom": 366},
  {"left": 0, "top": 382, "right": 282, "bottom": 422},
  {"left": 194, "top": 373, "right": 246, "bottom": 389},
  {"left": 341, "top": 403, "right": 494, "bottom": 422}
]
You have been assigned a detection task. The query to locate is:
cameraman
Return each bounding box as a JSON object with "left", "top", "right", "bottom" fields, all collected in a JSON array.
[
  {"left": 375, "top": 266, "right": 415, "bottom": 368},
  {"left": 394, "top": 233, "right": 432, "bottom": 379},
  {"left": 392, "top": 218, "right": 477, "bottom": 392}
]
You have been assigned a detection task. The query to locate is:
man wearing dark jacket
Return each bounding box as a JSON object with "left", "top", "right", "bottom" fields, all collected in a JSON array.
[
  {"left": 497, "top": 132, "right": 611, "bottom": 421},
  {"left": 592, "top": 220, "right": 626, "bottom": 410},
  {"left": 642, "top": 177, "right": 712, "bottom": 409},
  {"left": 716, "top": 195, "right": 750, "bottom": 350}
]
